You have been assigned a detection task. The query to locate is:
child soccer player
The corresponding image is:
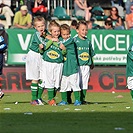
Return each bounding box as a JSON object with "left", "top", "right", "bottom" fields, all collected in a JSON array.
[
  {"left": 126, "top": 42, "right": 133, "bottom": 102},
  {"left": 74, "top": 20, "right": 95, "bottom": 104},
  {"left": 58, "top": 24, "right": 81, "bottom": 106},
  {"left": 26, "top": 16, "right": 47, "bottom": 105},
  {"left": 40, "top": 20, "right": 64, "bottom": 106}
]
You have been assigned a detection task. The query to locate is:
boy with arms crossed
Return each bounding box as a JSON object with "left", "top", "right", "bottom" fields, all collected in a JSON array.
[
  {"left": 58, "top": 24, "right": 81, "bottom": 106},
  {"left": 74, "top": 21, "right": 95, "bottom": 104}
]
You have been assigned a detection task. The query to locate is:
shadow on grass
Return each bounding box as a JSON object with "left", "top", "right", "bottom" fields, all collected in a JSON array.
[
  {"left": 70, "top": 101, "right": 127, "bottom": 105},
  {"left": 1, "top": 112, "right": 133, "bottom": 133},
  {"left": 3, "top": 101, "right": 127, "bottom": 105},
  {"left": 4, "top": 101, "right": 30, "bottom": 104}
]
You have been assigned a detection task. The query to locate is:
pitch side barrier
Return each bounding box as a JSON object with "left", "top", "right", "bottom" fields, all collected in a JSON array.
[
  {"left": 1, "top": 29, "right": 129, "bottom": 92},
  {"left": 6, "top": 29, "right": 131, "bottom": 66}
]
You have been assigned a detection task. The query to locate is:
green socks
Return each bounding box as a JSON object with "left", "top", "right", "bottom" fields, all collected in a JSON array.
[
  {"left": 30, "top": 83, "right": 38, "bottom": 101},
  {"left": 37, "top": 80, "right": 44, "bottom": 99},
  {"left": 61, "top": 92, "right": 67, "bottom": 102},
  {"left": 74, "top": 91, "right": 80, "bottom": 101},
  {"left": 54, "top": 87, "right": 58, "bottom": 97},
  {"left": 48, "top": 88, "right": 55, "bottom": 100},
  {"left": 130, "top": 90, "right": 133, "bottom": 101},
  {"left": 80, "top": 89, "right": 87, "bottom": 102}
]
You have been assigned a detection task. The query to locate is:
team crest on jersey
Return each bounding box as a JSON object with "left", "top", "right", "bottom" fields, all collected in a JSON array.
[
  {"left": 47, "top": 50, "right": 60, "bottom": 59},
  {"left": 79, "top": 52, "right": 89, "bottom": 61}
]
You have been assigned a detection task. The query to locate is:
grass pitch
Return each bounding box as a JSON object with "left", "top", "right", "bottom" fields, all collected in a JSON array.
[{"left": 0, "top": 92, "right": 133, "bottom": 133}]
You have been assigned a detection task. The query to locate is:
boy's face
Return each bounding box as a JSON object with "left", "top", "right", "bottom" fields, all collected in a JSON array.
[
  {"left": 61, "top": 30, "right": 70, "bottom": 40},
  {"left": 34, "top": 21, "right": 45, "bottom": 34},
  {"left": 50, "top": 26, "right": 60, "bottom": 38},
  {"left": 77, "top": 24, "right": 88, "bottom": 39}
]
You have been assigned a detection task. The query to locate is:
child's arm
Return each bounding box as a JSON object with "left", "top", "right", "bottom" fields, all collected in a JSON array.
[
  {"left": 38, "top": 44, "right": 44, "bottom": 54},
  {"left": 89, "top": 41, "right": 95, "bottom": 69},
  {"left": 44, "top": 40, "right": 53, "bottom": 50},
  {"left": 90, "top": 58, "right": 94, "bottom": 69},
  {"left": 38, "top": 40, "right": 53, "bottom": 53},
  {"left": 46, "top": 35, "right": 60, "bottom": 48},
  {"left": 60, "top": 43, "right": 66, "bottom": 50}
]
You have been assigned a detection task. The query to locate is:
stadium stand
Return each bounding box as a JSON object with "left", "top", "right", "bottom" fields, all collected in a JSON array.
[
  {"left": 52, "top": 6, "right": 71, "bottom": 20},
  {"left": 1, "top": 0, "right": 126, "bottom": 28}
]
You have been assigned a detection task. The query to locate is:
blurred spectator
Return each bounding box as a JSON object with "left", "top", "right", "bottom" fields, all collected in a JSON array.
[
  {"left": 124, "top": 0, "right": 133, "bottom": 14},
  {"left": 125, "top": 4, "right": 133, "bottom": 29},
  {"left": 13, "top": 5, "right": 32, "bottom": 29},
  {"left": 70, "top": 20, "right": 78, "bottom": 30},
  {"left": 70, "top": 20, "right": 78, "bottom": 37},
  {"left": 104, "top": 20, "right": 114, "bottom": 29},
  {"left": 26, "top": 0, "right": 34, "bottom": 14},
  {"left": 97, "top": 20, "right": 113, "bottom": 29},
  {"left": 74, "top": 0, "right": 92, "bottom": 21},
  {"left": 86, "top": 20, "right": 92, "bottom": 29},
  {"left": 111, "top": 0, "right": 124, "bottom": 17},
  {"left": 0, "top": 0, "right": 14, "bottom": 28},
  {"left": 107, "top": 6, "right": 124, "bottom": 29},
  {"left": 31, "top": 0, "right": 48, "bottom": 19},
  {"left": 0, "top": 0, "right": 11, "bottom": 6}
]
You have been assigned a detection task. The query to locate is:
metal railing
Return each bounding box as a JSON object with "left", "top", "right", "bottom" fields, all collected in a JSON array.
[{"left": 46, "top": 0, "right": 73, "bottom": 16}]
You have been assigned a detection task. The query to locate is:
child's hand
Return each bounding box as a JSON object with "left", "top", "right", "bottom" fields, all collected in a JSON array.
[
  {"left": 60, "top": 44, "right": 66, "bottom": 50},
  {"left": 39, "top": 44, "right": 44, "bottom": 49},
  {"left": 40, "top": 31, "right": 46, "bottom": 37}
]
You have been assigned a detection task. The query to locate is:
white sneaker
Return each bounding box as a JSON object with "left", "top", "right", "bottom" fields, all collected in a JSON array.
[
  {"left": 0, "top": 89, "right": 4, "bottom": 99},
  {"left": 37, "top": 99, "right": 44, "bottom": 105}
]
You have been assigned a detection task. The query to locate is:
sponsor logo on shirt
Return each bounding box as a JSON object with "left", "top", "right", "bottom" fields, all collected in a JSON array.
[
  {"left": 79, "top": 52, "right": 89, "bottom": 61},
  {"left": 47, "top": 50, "right": 60, "bottom": 59}
]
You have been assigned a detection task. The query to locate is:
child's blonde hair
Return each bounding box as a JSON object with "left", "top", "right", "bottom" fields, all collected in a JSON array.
[
  {"left": 33, "top": 16, "right": 46, "bottom": 26},
  {"left": 60, "top": 24, "right": 70, "bottom": 34},
  {"left": 48, "top": 20, "right": 60, "bottom": 32}
]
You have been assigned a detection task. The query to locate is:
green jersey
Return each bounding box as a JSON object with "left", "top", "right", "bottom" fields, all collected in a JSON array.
[
  {"left": 60, "top": 37, "right": 78, "bottom": 76},
  {"left": 74, "top": 36, "right": 95, "bottom": 66},
  {"left": 42, "top": 39, "right": 64, "bottom": 63},
  {"left": 70, "top": 29, "right": 77, "bottom": 38},
  {"left": 126, "top": 44, "right": 133, "bottom": 77},
  {"left": 29, "top": 30, "right": 47, "bottom": 53}
]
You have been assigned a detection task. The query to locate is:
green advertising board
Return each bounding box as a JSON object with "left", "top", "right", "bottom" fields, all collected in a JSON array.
[
  {"left": 87, "top": 30, "right": 132, "bottom": 65},
  {"left": 6, "top": 29, "right": 133, "bottom": 65},
  {"left": 6, "top": 29, "right": 35, "bottom": 65}
]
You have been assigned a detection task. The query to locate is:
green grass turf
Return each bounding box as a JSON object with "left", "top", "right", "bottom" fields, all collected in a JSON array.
[{"left": 0, "top": 92, "right": 133, "bottom": 133}]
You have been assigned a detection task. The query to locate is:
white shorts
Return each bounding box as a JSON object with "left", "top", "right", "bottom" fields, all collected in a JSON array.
[
  {"left": 127, "top": 77, "right": 133, "bottom": 90},
  {"left": 78, "top": 66, "right": 90, "bottom": 90},
  {"left": 26, "top": 50, "right": 42, "bottom": 80},
  {"left": 41, "top": 61, "right": 63, "bottom": 88},
  {"left": 60, "top": 73, "right": 81, "bottom": 92}
]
